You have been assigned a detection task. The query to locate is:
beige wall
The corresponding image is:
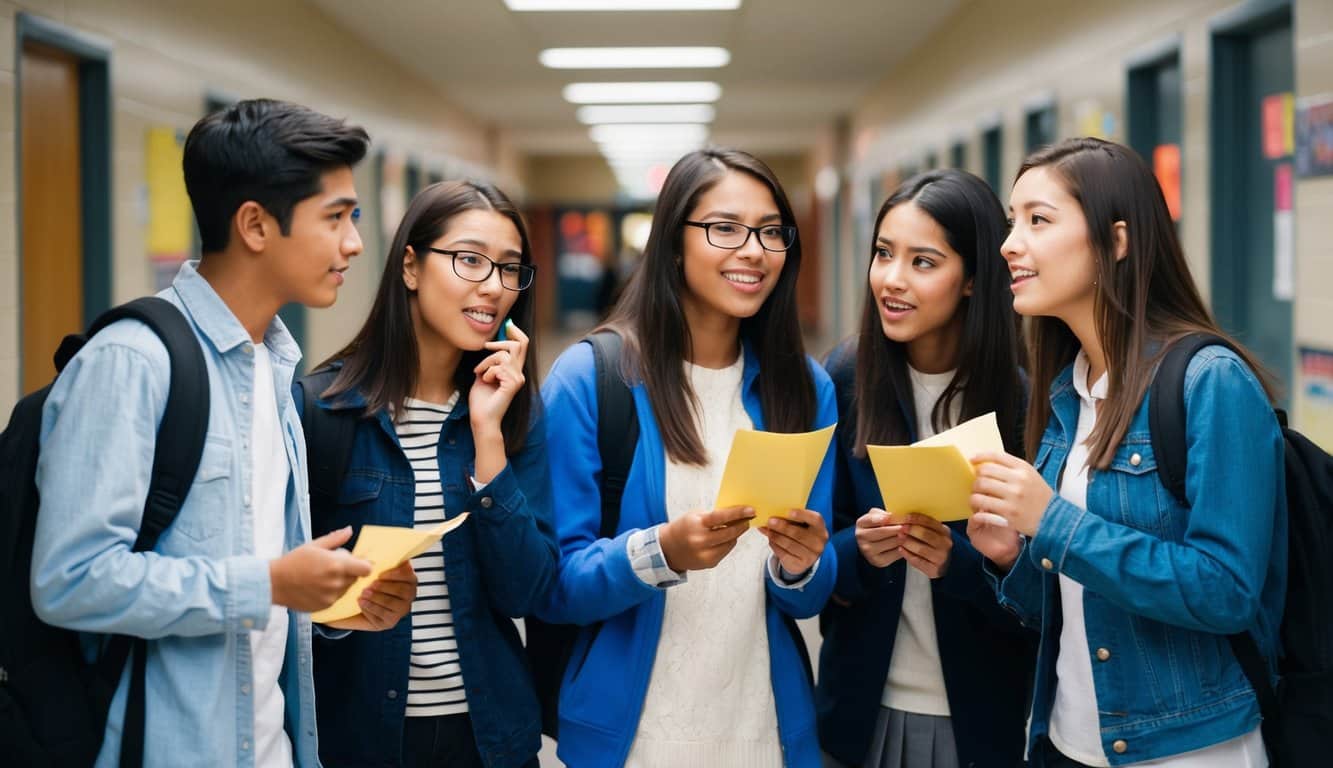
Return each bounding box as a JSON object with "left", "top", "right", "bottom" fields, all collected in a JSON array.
[
  {"left": 0, "top": 0, "right": 505, "bottom": 414},
  {"left": 841, "top": 0, "right": 1333, "bottom": 420}
]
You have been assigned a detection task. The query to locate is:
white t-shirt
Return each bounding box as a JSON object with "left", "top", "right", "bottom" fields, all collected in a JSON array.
[
  {"left": 249, "top": 345, "right": 293, "bottom": 768},
  {"left": 627, "top": 355, "right": 783, "bottom": 768},
  {"left": 881, "top": 366, "right": 958, "bottom": 715},
  {"left": 1048, "top": 350, "right": 1265, "bottom": 767}
]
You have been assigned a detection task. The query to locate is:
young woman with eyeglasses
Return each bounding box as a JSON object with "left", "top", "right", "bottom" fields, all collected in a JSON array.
[
  {"left": 537, "top": 148, "right": 839, "bottom": 767},
  {"left": 295, "top": 180, "right": 557, "bottom": 768}
]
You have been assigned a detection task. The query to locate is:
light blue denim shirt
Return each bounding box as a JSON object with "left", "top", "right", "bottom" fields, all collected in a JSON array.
[{"left": 31, "top": 261, "right": 319, "bottom": 768}]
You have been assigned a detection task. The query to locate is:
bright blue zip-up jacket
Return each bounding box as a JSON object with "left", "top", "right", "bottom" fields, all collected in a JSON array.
[{"left": 537, "top": 339, "right": 839, "bottom": 767}]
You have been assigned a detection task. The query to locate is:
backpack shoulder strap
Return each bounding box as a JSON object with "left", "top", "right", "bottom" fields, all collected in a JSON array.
[
  {"left": 1148, "top": 332, "right": 1235, "bottom": 507},
  {"left": 1147, "top": 332, "right": 1280, "bottom": 736},
  {"left": 297, "top": 367, "right": 359, "bottom": 531},
  {"left": 86, "top": 297, "right": 211, "bottom": 553},
  {"left": 586, "top": 330, "right": 638, "bottom": 540},
  {"left": 76, "top": 297, "right": 209, "bottom": 768}
]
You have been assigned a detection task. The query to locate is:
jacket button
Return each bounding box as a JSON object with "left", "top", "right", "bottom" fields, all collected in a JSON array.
[
  {"left": 1096, "top": 647, "right": 1111, "bottom": 661},
  {"left": 1130, "top": 453, "right": 1142, "bottom": 466},
  {"left": 242, "top": 618, "right": 254, "bottom": 629},
  {"left": 1113, "top": 739, "right": 1128, "bottom": 754},
  {"left": 387, "top": 689, "right": 398, "bottom": 699},
  {"left": 480, "top": 497, "right": 493, "bottom": 509},
  {"left": 1040, "top": 557, "right": 1054, "bottom": 570}
]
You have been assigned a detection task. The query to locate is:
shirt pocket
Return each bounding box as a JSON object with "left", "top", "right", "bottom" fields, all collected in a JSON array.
[
  {"left": 336, "top": 471, "right": 391, "bottom": 529},
  {"left": 1103, "top": 437, "right": 1172, "bottom": 536},
  {"left": 175, "top": 434, "right": 232, "bottom": 542}
]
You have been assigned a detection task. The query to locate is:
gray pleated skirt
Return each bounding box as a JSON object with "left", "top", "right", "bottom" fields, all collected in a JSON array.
[{"left": 863, "top": 707, "right": 960, "bottom": 768}]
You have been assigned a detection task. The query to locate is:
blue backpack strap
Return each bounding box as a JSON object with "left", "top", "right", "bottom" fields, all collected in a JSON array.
[
  {"left": 70, "top": 296, "right": 210, "bottom": 768},
  {"left": 1148, "top": 332, "right": 1280, "bottom": 746}
]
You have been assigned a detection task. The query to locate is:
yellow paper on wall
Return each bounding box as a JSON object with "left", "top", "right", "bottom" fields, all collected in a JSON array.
[
  {"left": 714, "top": 424, "right": 836, "bottom": 528},
  {"left": 867, "top": 412, "right": 1004, "bottom": 522},
  {"left": 310, "top": 513, "right": 469, "bottom": 624}
]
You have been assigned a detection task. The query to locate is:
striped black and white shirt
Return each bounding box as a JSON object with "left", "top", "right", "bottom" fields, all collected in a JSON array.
[{"left": 395, "top": 394, "right": 468, "bottom": 717}]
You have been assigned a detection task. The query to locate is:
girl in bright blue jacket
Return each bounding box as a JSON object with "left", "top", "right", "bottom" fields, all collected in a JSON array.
[
  {"left": 968, "top": 138, "right": 1286, "bottom": 767},
  {"left": 817, "top": 169, "right": 1036, "bottom": 768},
  {"left": 298, "top": 180, "right": 557, "bottom": 768},
  {"left": 538, "top": 148, "right": 839, "bottom": 767}
]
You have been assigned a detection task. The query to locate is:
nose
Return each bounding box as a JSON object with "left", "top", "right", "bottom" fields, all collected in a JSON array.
[
  {"left": 476, "top": 265, "right": 504, "bottom": 297},
  {"left": 344, "top": 219, "right": 364, "bottom": 259},
  {"left": 877, "top": 257, "right": 909, "bottom": 293},
  {"left": 1000, "top": 225, "right": 1021, "bottom": 262},
  {"left": 735, "top": 228, "right": 764, "bottom": 260}
]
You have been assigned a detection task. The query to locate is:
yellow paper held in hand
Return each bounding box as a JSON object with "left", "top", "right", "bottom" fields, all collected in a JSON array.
[
  {"left": 714, "top": 424, "right": 836, "bottom": 528},
  {"left": 866, "top": 412, "right": 1005, "bottom": 522},
  {"left": 310, "top": 513, "right": 470, "bottom": 624}
]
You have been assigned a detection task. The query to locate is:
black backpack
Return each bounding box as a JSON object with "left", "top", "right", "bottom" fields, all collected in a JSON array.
[
  {"left": 525, "top": 330, "right": 638, "bottom": 739},
  {"left": 0, "top": 297, "right": 209, "bottom": 768},
  {"left": 1150, "top": 333, "right": 1333, "bottom": 767}
]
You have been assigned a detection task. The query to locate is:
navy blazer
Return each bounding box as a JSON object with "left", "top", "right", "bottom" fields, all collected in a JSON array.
[
  {"left": 294, "top": 369, "right": 557, "bottom": 768},
  {"left": 816, "top": 340, "right": 1037, "bottom": 768}
]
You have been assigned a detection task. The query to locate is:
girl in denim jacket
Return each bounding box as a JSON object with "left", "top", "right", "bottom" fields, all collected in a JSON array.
[
  {"left": 818, "top": 169, "right": 1036, "bottom": 768},
  {"left": 299, "top": 181, "right": 557, "bottom": 768},
  {"left": 538, "top": 148, "right": 838, "bottom": 767},
  {"left": 968, "top": 138, "right": 1285, "bottom": 768}
]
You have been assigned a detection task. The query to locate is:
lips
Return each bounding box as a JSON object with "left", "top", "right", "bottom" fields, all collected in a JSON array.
[
  {"left": 462, "top": 308, "right": 497, "bottom": 325},
  {"left": 1010, "top": 267, "right": 1038, "bottom": 287},
  {"left": 722, "top": 269, "right": 765, "bottom": 294},
  {"left": 880, "top": 296, "right": 916, "bottom": 319}
]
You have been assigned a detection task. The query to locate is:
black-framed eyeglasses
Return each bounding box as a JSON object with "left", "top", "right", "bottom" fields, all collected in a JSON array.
[
  {"left": 428, "top": 248, "right": 536, "bottom": 291},
  {"left": 684, "top": 220, "right": 797, "bottom": 252}
]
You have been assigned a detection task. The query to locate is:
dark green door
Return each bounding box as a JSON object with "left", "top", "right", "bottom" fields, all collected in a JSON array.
[
  {"left": 982, "top": 126, "right": 1002, "bottom": 194},
  {"left": 1212, "top": 14, "right": 1294, "bottom": 398},
  {"left": 1128, "top": 52, "right": 1183, "bottom": 222}
]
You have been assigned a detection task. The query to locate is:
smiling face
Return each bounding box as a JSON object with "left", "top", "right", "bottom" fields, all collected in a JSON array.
[
  {"left": 1001, "top": 165, "right": 1099, "bottom": 325},
  {"left": 403, "top": 208, "right": 523, "bottom": 355},
  {"left": 678, "top": 170, "right": 788, "bottom": 330},
  {"left": 869, "top": 201, "right": 971, "bottom": 370},
  {"left": 265, "top": 166, "right": 363, "bottom": 308}
]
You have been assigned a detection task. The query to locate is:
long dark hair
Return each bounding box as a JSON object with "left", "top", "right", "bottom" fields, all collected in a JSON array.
[
  {"left": 853, "top": 169, "right": 1025, "bottom": 456},
  {"left": 601, "top": 147, "right": 815, "bottom": 465},
  {"left": 1018, "top": 137, "right": 1277, "bottom": 466},
  {"left": 321, "top": 180, "right": 538, "bottom": 453}
]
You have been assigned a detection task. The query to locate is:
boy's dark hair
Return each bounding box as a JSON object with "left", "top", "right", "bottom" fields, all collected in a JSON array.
[{"left": 183, "top": 98, "right": 370, "bottom": 253}]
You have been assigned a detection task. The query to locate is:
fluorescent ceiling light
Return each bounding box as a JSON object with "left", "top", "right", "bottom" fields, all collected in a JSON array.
[
  {"left": 540, "top": 47, "right": 730, "bottom": 69},
  {"left": 506, "top": 1, "right": 740, "bottom": 9},
  {"left": 578, "top": 104, "right": 715, "bottom": 124},
  {"left": 564, "top": 81, "right": 721, "bottom": 104},
  {"left": 591, "top": 123, "right": 709, "bottom": 143}
]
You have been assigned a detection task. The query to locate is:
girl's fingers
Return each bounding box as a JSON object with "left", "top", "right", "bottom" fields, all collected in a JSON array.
[
  {"left": 971, "top": 511, "right": 1010, "bottom": 528},
  {"left": 856, "top": 524, "right": 904, "bottom": 543},
  {"left": 971, "top": 476, "right": 1012, "bottom": 500},
  {"left": 765, "top": 524, "right": 819, "bottom": 560}
]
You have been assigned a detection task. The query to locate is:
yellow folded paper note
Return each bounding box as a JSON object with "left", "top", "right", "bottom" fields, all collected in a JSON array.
[
  {"left": 311, "top": 513, "right": 470, "bottom": 624},
  {"left": 714, "top": 424, "right": 836, "bottom": 528},
  {"left": 867, "top": 412, "right": 1005, "bottom": 522}
]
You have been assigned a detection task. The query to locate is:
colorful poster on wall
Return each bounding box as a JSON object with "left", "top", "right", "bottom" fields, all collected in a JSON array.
[
  {"left": 1273, "top": 164, "right": 1294, "bottom": 301},
  {"left": 1296, "top": 347, "right": 1333, "bottom": 452},
  {"left": 1295, "top": 95, "right": 1333, "bottom": 177},
  {"left": 145, "top": 128, "right": 193, "bottom": 290},
  {"left": 1153, "top": 143, "right": 1182, "bottom": 221},
  {"left": 555, "top": 209, "right": 614, "bottom": 329},
  {"left": 1262, "top": 93, "right": 1295, "bottom": 159}
]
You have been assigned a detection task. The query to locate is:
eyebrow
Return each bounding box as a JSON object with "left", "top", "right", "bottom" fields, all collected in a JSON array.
[
  {"left": 698, "top": 210, "right": 783, "bottom": 223},
  {"left": 876, "top": 236, "right": 948, "bottom": 258},
  {"left": 447, "top": 238, "right": 523, "bottom": 260},
  {"left": 1010, "top": 199, "right": 1057, "bottom": 213},
  {"left": 323, "top": 196, "right": 359, "bottom": 209}
]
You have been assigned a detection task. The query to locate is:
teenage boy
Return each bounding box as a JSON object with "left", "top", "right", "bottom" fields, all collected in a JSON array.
[{"left": 31, "top": 98, "right": 417, "bottom": 767}]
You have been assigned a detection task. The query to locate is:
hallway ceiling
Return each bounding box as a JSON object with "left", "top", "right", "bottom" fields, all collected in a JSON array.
[{"left": 310, "top": 0, "right": 964, "bottom": 157}]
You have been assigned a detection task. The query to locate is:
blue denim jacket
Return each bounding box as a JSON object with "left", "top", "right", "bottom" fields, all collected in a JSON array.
[
  {"left": 294, "top": 368, "right": 557, "bottom": 768},
  {"left": 32, "top": 261, "right": 320, "bottom": 768},
  {"left": 989, "top": 346, "right": 1287, "bottom": 765}
]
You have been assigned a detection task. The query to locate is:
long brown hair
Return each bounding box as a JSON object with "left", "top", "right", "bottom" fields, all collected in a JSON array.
[
  {"left": 854, "top": 169, "right": 1025, "bottom": 457},
  {"left": 601, "top": 148, "right": 815, "bottom": 465},
  {"left": 1018, "top": 138, "right": 1276, "bottom": 467},
  {"left": 320, "top": 180, "right": 538, "bottom": 454}
]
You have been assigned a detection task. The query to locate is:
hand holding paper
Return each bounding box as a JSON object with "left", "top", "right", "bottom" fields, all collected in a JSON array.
[
  {"left": 714, "top": 424, "right": 836, "bottom": 528},
  {"left": 866, "top": 412, "right": 1005, "bottom": 522},
  {"left": 311, "top": 513, "right": 470, "bottom": 624}
]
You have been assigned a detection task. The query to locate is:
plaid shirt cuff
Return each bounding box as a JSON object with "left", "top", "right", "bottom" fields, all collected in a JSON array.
[{"left": 627, "top": 525, "right": 688, "bottom": 589}]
